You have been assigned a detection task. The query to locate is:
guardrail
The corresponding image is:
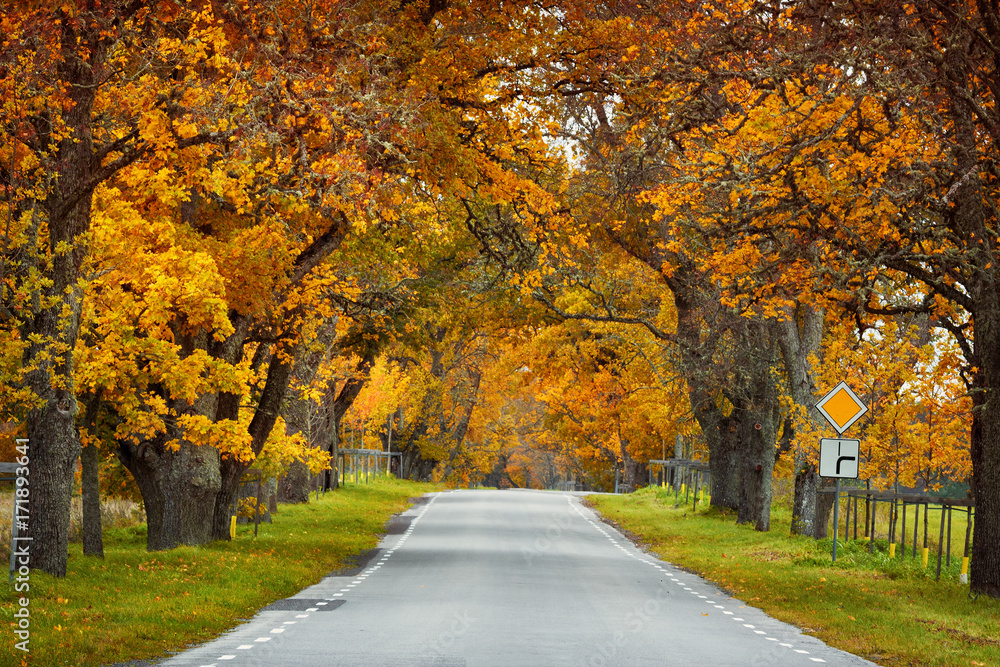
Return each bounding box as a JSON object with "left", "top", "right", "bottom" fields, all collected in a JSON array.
[
  {"left": 648, "top": 459, "right": 710, "bottom": 511},
  {"left": 820, "top": 488, "right": 975, "bottom": 583},
  {"left": 336, "top": 448, "right": 401, "bottom": 485},
  {"left": 1, "top": 461, "right": 21, "bottom": 581}
]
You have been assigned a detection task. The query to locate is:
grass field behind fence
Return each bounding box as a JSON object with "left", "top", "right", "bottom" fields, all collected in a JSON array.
[
  {"left": 657, "top": 481, "right": 976, "bottom": 574},
  {"left": 0, "top": 477, "right": 436, "bottom": 666},
  {"left": 590, "top": 486, "right": 1000, "bottom": 667}
]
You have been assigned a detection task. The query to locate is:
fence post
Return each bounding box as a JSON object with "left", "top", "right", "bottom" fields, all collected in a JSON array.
[
  {"left": 961, "top": 507, "right": 973, "bottom": 584},
  {"left": 869, "top": 495, "right": 876, "bottom": 555},
  {"left": 852, "top": 494, "right": 859, "bottom": 541},
  {"left": 936, "top": 502, "right": 946, "bottom": 580},
  {"left": 254, "top": 473, "right": 262, "bottom": 538},
  {"left": 946, "top": 505, "right": 953, "bottom": 567}
]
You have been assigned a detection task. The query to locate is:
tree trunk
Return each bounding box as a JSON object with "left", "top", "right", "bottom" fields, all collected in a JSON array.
[
  {"left": 672, "top": 285, "right": 741, "bottom": 509},
  {"left": 119, "top": 439, "right": 222, "bottom": 551},
  {"left": 967, "top": 243, "right": 1000, "bottom": 594},
  {"left": 211, "top": 340, "right": 296, "bottom": 541},
  {"left": 617, "top": 429, "right": 641, "bottom": 493},
  {"left": 709, "top": 414, "right": 740, "bottom": 510},
  {"left": 418, "top": 457, "right": 436, "bottom": 481},
  {"left": 22, "top": 200, "right": 88, "bottom": 573},
  {"left": 21, "top": 14, "right": 109, "bottom": 577},
  {"left": 25, "top": 397, "right": 79, "bottom": 575},
  {"left": 322, "top": 350, "right": 376, "bottom": 491},
  {"left": 792, "top": 463, "right": 821, "bottom": 536},
  {"left": 278, "top": 460, "right": 312, "bottom": 504},
  {"left": 776, "top": 303, "right": 826, "bottom": 536},
  {"left": 281, "top": 317, "right": 339, "bottom": 499},
  {"left": 934, "top": 15, "right": 999, "bottom": 597},
  {"left": 442, "top": 369, "right": 483, "bottom": 481},
  {"left": 813, "top": 478, "right": 837, "bottom": 539},
  {"left": 213, "top": 457, "right": 245, "bottom": 541},
  {"left": 970, "top": 384, "right": 1000, "bottom": 597},
  {"left": 81, "top": 441, "right": 104, "bottom": 557},
  {"left": 624, "top": 457, "right": 644, "bottom": 493},
  {"left": 734, "top": 365, "right": 780, "bottom": 531}
]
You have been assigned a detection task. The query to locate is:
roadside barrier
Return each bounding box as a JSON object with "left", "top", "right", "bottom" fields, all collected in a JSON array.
[
  {"left": 648, "top": 459, "right": 710, "bottom": 511},
  {"left": 336, "top": 448, "right": 401, "bottom": 486},
  {"left": 829, "top": 489, "right": 975, "bottom": 583}
]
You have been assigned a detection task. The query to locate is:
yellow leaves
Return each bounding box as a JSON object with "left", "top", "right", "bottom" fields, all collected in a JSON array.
[
  {"left": 253, "top": 417, "right": 330, "bottom": 478},
  {"left": 173, "top": 415, "right": 253, "bottom": 461},
  {"left": 343, "top": 357, "right": 411, "bottom": 436},
  {"left": 175, "top": 121, "right": 199, "bottom": 140},
  {"left": 137, "top": 106, "right": 176, "bottom": 153},
  {"left": 89, "top": 192, "right": 234, "bottom": 341}
]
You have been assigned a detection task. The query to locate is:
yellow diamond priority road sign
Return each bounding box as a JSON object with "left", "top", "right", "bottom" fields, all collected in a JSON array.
[{"left": 816, "top": 381, "right": 868, "bottom": 435}]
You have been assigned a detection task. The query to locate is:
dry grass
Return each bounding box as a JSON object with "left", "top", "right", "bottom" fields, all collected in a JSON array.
[{"left": 0, "top": 490, "right": 143, "bottom": 561}]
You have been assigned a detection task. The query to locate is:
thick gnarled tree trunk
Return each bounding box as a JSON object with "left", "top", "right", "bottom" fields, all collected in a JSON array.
[
  {"left": 940, "top": 24, "right": 1000, "bottom": 596},
  {"left": 119, "top": 438, "right": 222, "bottom": 551},
  {"left": 706, "top": 410, "right": 740, "bottom": 510},
  {"left": 971, "top": 374, "right": 1000, "bottom": 597},
  {"left": 25, "top": 394, "right": 80, "bottom": 576},
  {"left": 734, "top": 373, "right": 780, "bottom": 532},
  {"left": 18, "top": 10, "right": 113, "bottom": 577}
]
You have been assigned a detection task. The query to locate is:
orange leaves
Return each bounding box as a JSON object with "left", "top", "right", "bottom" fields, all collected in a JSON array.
[
  {"left": 503, "top": 285, "right": 692, "bottom": 478},
  {"left": 805, "top": 318, "right": 972, "bottom": 490}
]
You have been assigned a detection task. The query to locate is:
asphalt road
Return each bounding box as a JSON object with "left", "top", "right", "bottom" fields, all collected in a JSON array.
[{"left": 158, "top": 489, "right": 879, "bottom": 667}]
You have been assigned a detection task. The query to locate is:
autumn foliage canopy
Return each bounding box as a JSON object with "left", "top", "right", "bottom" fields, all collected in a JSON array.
[{"left": 1, "top": 0, "right": 998, "bottom": 597}]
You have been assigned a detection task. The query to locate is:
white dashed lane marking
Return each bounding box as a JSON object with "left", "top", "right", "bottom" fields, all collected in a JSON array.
[
  {"left": 564, "top": 494, "right": 824, "bottom": 664},
  {"left": 205, "top": 494, "right": 442, "bottom": 664}
]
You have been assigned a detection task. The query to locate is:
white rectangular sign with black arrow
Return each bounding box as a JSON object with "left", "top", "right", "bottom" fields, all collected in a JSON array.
[{"left": 819, "top": 438, "right": 860, "bottom": 479}]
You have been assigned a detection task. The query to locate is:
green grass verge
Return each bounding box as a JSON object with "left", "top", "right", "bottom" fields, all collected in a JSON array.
[
  {"left": 0, "top": 477, "right": 437, "bottom": 666},
  {"left": 589, "top": 487, "right": 1000, "bottom": 667}
]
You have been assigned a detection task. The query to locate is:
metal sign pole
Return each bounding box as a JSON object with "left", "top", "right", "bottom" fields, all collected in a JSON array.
[{"left": 832, "top": 478, "right": 841, "bottom": 562}]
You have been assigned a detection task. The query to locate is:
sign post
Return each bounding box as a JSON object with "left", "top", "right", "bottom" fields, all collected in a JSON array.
[
  {"left": 815, "top": 382, "right": 868, "bottom": 562},
  {"left": 820, "top": 438, "right": 860, "bottom": 561}
]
